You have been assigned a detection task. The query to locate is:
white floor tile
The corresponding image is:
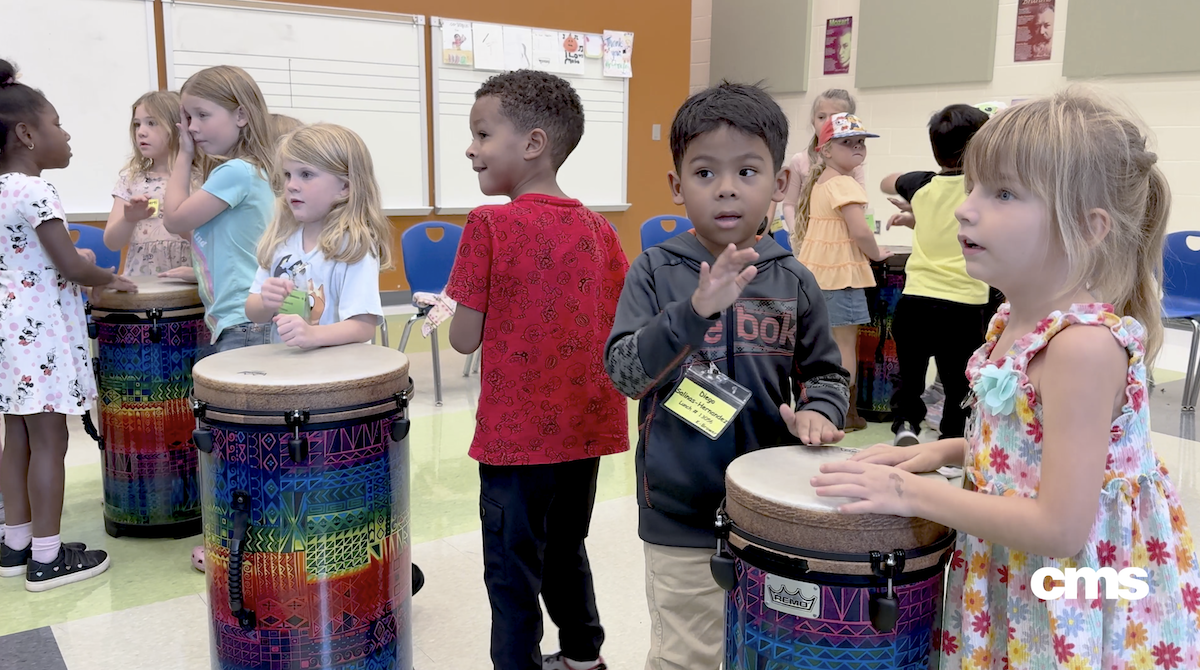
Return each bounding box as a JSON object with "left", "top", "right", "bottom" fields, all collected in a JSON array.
[{"left": 52, "top": 595, "right": 210, "bottom": 670}]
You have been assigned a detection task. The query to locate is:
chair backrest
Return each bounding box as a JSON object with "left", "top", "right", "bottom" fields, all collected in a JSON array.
[
  {"left": 68, "top": 224, "right": 122, "bottom": 273},
  {"left": 772, "top": 228, "right": 792, "bottom": 252},
  {"left": 401, "top": 221, "right": 464, "bottom": 295},
  {"left": 1164, "top": 231, "right": 1200, "bottom": 300},
  {"left": 640, "top": 215, "right": 693, "bottom": 251}
]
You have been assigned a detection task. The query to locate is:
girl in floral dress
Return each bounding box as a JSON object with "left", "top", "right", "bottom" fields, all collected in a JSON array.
[
  {"left": 104, "top": 90, "right": 192, "bottom": 277},
  {"left": 812, "top": 87, "right": 1200, "bottom": 668}
]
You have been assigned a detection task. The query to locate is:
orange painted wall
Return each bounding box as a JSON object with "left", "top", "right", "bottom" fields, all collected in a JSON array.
[{"left": 148, "top": 0, "right": 691, "bottom": 290}]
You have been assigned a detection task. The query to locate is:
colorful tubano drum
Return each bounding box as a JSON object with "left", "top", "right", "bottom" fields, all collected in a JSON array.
[
  {"left": 712, "top": 445, "right": 956, "bottom": 670},
  {"left": 192, "top": 343, "right": 413, "bottom": 670},
  {"left": 88, "top": 276, "right": 207, "bottom": 538}
]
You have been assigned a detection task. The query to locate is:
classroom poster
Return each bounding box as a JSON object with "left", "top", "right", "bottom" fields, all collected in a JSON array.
[
  {"left": 1015, "top": 0, "right": 1054, "bottom": 62},
  {"left": 585, "top": 34, "right": 603, "bottom": 59},
  {"left": 503, "top": 26, "right": 534, "bottom": 71},
  {"left": 603, "top": 30, "right": 634, "bottom": 78},
  {"left": 472, "top": 22, "right": 505, "bottom": 71},
  {"left": 559, "top": 32, "right": 586, "bottom": 75},
  {"left": 442, "top": 20, "right": 473, "bottom": 66},
  {"left": 532, "top": 29, "right": 560, "bottom": 71},
  {"left": 823, "top": 17, "right": 852, "bottom": 75}
]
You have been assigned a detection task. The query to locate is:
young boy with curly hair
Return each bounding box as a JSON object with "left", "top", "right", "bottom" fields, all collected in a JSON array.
[{"left": 447, "top": 70, "right": 631, "bottom": 670}]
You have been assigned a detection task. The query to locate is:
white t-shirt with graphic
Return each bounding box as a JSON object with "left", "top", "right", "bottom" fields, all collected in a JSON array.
[{"left": 249, "top": 228, "right": 383, "bottom": 343}]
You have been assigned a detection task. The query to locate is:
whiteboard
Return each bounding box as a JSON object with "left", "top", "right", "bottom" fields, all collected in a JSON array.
[
  {"left": 2, "top": 0, "right": 158, "bottom": 218},
  {"left": 431, "top": 17, "right": 629, "bottom": 214},
  {"left": 165, "top": 0, "right": 431, "bottom": 215}
]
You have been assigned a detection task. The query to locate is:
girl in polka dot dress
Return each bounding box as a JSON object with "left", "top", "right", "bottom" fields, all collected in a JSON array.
[
  {"left": 0, "top": 60, "right": 137, "bottom": 592},
  {"left": 812, "top": 87, "right": 1200, "bottom": 668}
]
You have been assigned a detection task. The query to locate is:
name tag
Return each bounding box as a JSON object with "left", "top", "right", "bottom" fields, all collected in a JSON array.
[
  {"left": 662, "top": 363, "right": 751, "bottom": 440},
  {"left": 278, "top": 288, "right": 309, "bottom": 320}
]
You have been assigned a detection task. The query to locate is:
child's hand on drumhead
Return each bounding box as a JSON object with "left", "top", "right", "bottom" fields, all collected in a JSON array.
[
  {"left": 274, "top": 314, "right": 319, "bottom": 350},
  {"left": 811, "top": 460, "right": 920, "bottom": 517},
  {"left": 260, "top": 277, "right": 295, "bottom": 313},
  {"left": 850, "top": 443, "right": 945, "bottom": 473},
  {"left": 780, "top": 405, "right": 845, "bottom": 445}
]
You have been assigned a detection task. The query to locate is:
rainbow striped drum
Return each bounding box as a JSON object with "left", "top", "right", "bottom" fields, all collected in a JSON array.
[
  {"left": 192, "top": 343, "right": 413, "bottom": 670},
  {"left": 712, "top": 445, "right": 957, "bottom": 670},
  {"left": 90, "top": 276, "right": 206, "bottom": 538}
]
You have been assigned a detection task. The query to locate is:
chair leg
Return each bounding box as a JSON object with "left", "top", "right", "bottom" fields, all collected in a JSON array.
[
  {"left": 431, "top": 330, "right": 443, "bottom": 407},
  {"left": 380, "top": 318, "right": 389, "bottom": 348},
  {"left": 397, "top": 314, "right": 420, "bottom": 352},
  {"left": 462, "top": 349, "right": 474, "bottom": 377},
  {"left": 1183, "top": 320, "right": 1200, "bottom": 412},
  {"left": 473, "top": 349, "right": 481, "bottom": 374}
]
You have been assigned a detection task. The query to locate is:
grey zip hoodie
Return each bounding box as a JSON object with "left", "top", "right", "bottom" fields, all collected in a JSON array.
[{"left": 604, "top": 232, "right": 850, "bottom": 548}]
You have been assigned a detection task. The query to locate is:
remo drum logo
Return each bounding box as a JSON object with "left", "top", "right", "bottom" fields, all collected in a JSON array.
[
  {"left": 764, "top": 574, "right": 820, "bottom": 619},
  {"left": 1031, "top": 566, "right": 1149, "bottom": 601}
]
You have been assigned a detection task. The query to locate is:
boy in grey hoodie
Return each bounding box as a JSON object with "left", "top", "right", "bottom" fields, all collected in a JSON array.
[{"left": 604, "top": 83, "right": 850, "bottom": 670}]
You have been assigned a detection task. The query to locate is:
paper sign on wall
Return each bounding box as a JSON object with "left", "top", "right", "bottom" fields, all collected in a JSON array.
[
  {"left": 1015, "top": 0, "right": 1054, "bottom": 62},
  {"left": 602, "top": 30, "right": 634, "bottom": 78},
  {"left": 503, "top": 26, "right": 534, "bottom": 71},
  {"left": 442, "top": 20, "right": 473, "bottom": 67},
  {"left": 473, "top": 22, "right": 505, "bottom": 71},
  {"left": 531, "top": 29, "right": 560, "bottom": 71},
  {"left": 585, "top": 34, "right": 603, "bottom": 59},
  {"left": 823, "top": 17, "right": 852, "bottom": 75},
  {"left": 559, "top": 32, "right": 586, "bottom": 75}
]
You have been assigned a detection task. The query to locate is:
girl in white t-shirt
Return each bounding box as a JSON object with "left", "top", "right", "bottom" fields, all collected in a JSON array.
[{"left": 245, "top": 123, "right": 392, "bottom": 348}]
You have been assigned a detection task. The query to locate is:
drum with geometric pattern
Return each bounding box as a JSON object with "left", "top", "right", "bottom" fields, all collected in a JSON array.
[
  {"left": 192, "top": 343, "right": 413, "bottom": 670},
  {"left": 714, "top": 445, "right": 956, "bottom": 670},
  {"left": 90, "top": 276, "right": 207, "bottom": 538}
]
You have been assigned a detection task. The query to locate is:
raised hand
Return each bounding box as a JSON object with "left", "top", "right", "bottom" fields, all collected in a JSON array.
[{"left": 691, "top": 243, "right": 759, "bottom": 317}]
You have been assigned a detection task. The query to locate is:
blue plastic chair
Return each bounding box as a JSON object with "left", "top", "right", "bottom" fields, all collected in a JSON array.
[
  {"left": 69, "top": 224, "right": 121, "bottom": 273},
  {"left": 1162, "top": 231, "right": 1200, "bottom": 411},
  {"left": 640, "top": 215, "right": 693, "bottom": 251},
  {"left": 397, "top": 221, "right": 464, "bottom": 407},
  {"left": 773, "top": 228, "right": 792, "bottom": 251}
]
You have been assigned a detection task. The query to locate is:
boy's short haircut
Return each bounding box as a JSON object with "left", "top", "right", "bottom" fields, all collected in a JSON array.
[
  {"left": 928, "top": 104, "right": 991, "bottom": 170},
  {"left": 669, "top": 81, "right": 789, "bottom": 174},
  {"left": 475, "top": 70, "right": 585, "bottom": 169}
]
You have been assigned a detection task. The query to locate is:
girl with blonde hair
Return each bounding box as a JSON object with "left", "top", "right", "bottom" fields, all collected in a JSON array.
[
  {"left": 245, "top": 123, "right": 392, "bottom": 349},
  {"left": 103, "top": 90, "right": 192, "bottom": 276},
  {"left": 813, "top": 86, "right": 1200, "bottom": 667}
]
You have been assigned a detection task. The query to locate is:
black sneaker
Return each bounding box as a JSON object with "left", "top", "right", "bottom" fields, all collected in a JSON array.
[
  {"left": 543, "top": 652, "right": 607, "bottom": 670},
  {"left": 1, "top": 542, "right": 86, "bottom": 578},
  {"left": 25, "top": 543, "right": 110, "bottom": 592},
  {"left": 894, "top": 422, "right": 921, "bottom": 447},
  {"left": 412, "top": 563, "right": 425, "bottom": 595}
]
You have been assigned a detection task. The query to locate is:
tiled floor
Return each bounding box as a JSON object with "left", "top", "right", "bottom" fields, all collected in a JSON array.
[{"left": 2, "top": 314, "right": 1199, "bottom": 669}]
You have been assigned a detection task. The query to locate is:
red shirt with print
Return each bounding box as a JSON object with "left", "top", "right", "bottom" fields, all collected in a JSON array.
[{"left": 446, "top": 194, "right": 631, "bottom": 465}]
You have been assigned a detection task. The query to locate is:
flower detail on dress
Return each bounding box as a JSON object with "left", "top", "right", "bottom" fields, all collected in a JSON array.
[{"left": 973, "top": 357, "right": 1020, "bottom": 416}]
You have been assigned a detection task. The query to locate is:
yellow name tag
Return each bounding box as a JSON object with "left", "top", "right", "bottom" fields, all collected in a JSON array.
[
  {"left": 147, "top": 198, "right": 161, "bottom": 217},
  {"left": 663, "top": 377, "right": 738, "bottom": 439}
]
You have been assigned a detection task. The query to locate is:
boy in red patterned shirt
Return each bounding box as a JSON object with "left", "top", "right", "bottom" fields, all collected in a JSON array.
[{"left": 446, "top": 70, "right": 630, "bottom": 670}]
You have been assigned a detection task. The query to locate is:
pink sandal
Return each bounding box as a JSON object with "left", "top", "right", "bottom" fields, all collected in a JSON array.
[{"left": 192, "top": 545, "right": 205, "bottom": 572}]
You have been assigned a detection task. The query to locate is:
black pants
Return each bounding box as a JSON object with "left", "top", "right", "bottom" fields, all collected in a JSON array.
[
  {"left": 890, "top": 296, "right": 989, "bottom": 438},
  {"left": 479, "top": 458, "right": 605, "bottom": 670}
]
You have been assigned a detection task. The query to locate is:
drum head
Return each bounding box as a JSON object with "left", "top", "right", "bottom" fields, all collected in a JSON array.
[
  {"left": 90, "top": 276, "right": 201, "bottom": 310},
  {"left": 725, "top": 445, "right": 953, "bottom": 556},
  {"left": 192, "top": 343, "right": 411, "bottom": 413}
]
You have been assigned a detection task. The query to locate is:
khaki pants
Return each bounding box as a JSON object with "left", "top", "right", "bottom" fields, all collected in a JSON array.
[{"left": 643, "top": 543, "right": 725, "bottom": 670}]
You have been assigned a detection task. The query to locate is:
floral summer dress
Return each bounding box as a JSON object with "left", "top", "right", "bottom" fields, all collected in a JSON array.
[
  {"left": 112, "top": 170, "right": 191, "bottom": 276},
  {"left": 0, "top": 173, "right": 96, "bottom": 415},
  {"left": 938, "top": 303, "right": 1200, "bottom": 669}
]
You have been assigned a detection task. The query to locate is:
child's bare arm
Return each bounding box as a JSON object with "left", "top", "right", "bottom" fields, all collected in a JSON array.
[
  {"left": 880, "top": 172, "right": 902, "bottom": 195},
  {"left": 814, "top": 326, "right": 1124, "bottom": 558},
  {"left": 450, "top": 305, "right": 485, "bottom": 354},
  {"left": 843, "top": 204, "right": 889, "bottom": 262}
]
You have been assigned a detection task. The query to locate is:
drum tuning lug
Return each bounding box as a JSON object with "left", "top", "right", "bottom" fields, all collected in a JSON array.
[
  {"left": 285, "top": 410, "right": 310, "bottom": 463},
  {"left": 390, "top": 418, "right": 410, "bottom": 442},
  {"left": 193, "top": 427, "right": 213, "bottom": 453},
  {"left": 147, "top": 309, "right": 164, "bottom": 343},
  {"left": 869, "top": 592, "right": 899, "bottom": 633},
  {"left": 87, "top": 322, "right": 98, "bottom": 339},
  {"left": 710, "top": 546, "right": 738, "bottom": 592}
]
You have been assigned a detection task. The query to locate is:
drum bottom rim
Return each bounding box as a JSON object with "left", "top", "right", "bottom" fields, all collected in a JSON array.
[{"left": 104, "top": 515, "right": 202, "bottom": 540}]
